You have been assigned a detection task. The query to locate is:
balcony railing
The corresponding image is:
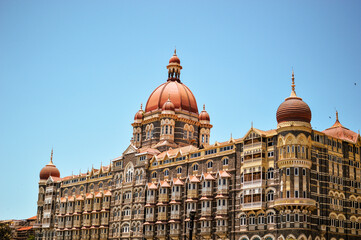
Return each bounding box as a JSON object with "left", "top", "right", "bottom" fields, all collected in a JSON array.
[
  {"left": 242, "top": 179, "right": 265, "bottom": 189},
  {"left": 241, "top": 202, "right": 266, "bottom": 210},
  {"left": 273, "top": 198, "right": 316, "bottom": 210}
]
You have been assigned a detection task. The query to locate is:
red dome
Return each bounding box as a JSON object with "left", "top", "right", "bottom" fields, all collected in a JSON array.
[
  {"left": 40, "top": 163, "right": 60, "bottom": 180},
  {"left": 199, "top": 105, "right": 210, "bottom": 121},
  {"left": 276, "top": 96, "right": 312, "bottom": 123},
  {"left": 162, "top": 98, "right": 175, "bottom": 111},
  {"left": 145, "top": 80, "right": 198, "bottom": 114},
  {"left": 134, "top": 109, "right": 144, "bottom": 120},
  {"left": 169, "top": 55, "right": 180, "bottom": 64}
]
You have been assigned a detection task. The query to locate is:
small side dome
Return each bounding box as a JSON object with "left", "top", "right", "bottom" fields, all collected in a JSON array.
[
  {"left": 134, "top": 104, "right": 144, "bottom": 121},
  {"left": 199, "top": 104, "right": 210, "bottom": 121},
  {"left": 40, "top": 150, "right": 60, "bottom": 180},
  {"left": 162, "top": 98, "right": 175, "bottom": 111},
  {"left": 169, "top": 49, "right": 180, "bottom": 64}
]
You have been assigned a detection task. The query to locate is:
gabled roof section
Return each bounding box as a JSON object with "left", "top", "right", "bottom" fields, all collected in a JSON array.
[
  {"left": 188, "top": 175, "right": 200, "bottom": 183},
  {"left": 173, "top": 178, "right": 184, "bottom": 185},
  {"left": 160, "top": 181, "right": 171, "bottom": 188},
  {"left": 137, "top": 147, "right": 161, "bottom": 156},
  {"left": 154, "top": 145, "right": 198, "bottom": 161},
  {"left": 242, "top": 127, "right": 277, "bottom": 139},
  {"left": 218, "top": 170, "right": 231, "bottom": 178},
  {"left": 123, "top": 144, "right": 138, "bottom": 155},
  {"left": 147, "top": 182, "right": 158, "bottom": 189},
  {"left": 322, "top": 111, "right": 359, "bottom": 144},
  {"left": 202, "top": 173, "right": 215, "bottom": 180}
]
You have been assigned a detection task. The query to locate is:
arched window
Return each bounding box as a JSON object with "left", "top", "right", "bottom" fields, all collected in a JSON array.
[
  {"left": 267, "top": 212, "right": 274, "bottom": 224},
  {"left": 193, "top": 164, "right": 199, "bottom": 171},
  {"left": 152, "top": 172, "right": 157, "bottom": 179},
  {"left": 164, "top": 170, "right": 169, "bottom": 176},
  {"left": 258, "top": 213, "right": 265, "bottom": 224},
  {"left": 267, "top": 190, "right": 274, "bottom": 201},
  {"left": 177, "top": 167, "right": 182, "bottom": 174},
  {"left": 207, "top": 161, "right": 213, "bottom": 168},
  {"left": 249, "top": 214, "right": 255, "bottom": 225},
  {"left": 240, "top": 214, "right": 247, "bottom": 225},
  {"left": 222, "top": 158, "right": 229, "bottom": 166}
]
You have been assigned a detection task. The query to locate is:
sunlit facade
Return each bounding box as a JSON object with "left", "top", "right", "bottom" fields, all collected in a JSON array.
[{"left": 34, "top": 51, "right": 361, "bottom": 240}]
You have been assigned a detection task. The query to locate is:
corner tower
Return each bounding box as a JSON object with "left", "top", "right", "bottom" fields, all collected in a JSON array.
[
  {"left": 131, "top": 50, "right": 212, "bottom": 151},
  {"left": 274, "top": 71, "right": 316, "bottom": 212}
]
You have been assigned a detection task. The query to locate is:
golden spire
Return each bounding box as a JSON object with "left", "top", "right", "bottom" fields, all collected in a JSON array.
[
  {"left": 174, "top": 48, "right": 177, "bottom": 55},
  {"left": 290, "top": 69, "right": 297, "bottom": 97}
]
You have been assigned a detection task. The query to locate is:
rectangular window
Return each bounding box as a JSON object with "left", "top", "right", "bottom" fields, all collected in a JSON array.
[
  {"left": 303, "top": 169, "right": 306, "bottom": 176},
  {"left": 286, "top": 168, "right": 290, "bottom": 176},
  {"left": 286, "top": 191, "right": 290, "bottom": 198},
  {"left": 295, "top": 168, "right": 299, "bottom": 176},
  {"left": 295, "top": 190, "right": 299, "bottom": 198}
]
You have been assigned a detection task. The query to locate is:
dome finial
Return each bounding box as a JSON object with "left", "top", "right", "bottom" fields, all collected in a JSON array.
[
  {"left": 203, "top": 104, "right": 205, "bottom": 111},
  {"left": 174, "top": 47, "right": 177, "bottom": 55},
  {"left": 336, "top": 110, "right": 339, "bottom": 122},
  {"left": 50, "top": 148, "right": 54, "bottom": 165},
  {"left": 290, "top": 69, "right": 297, "bottom": 97},
  {"left": 140, "top": 103, "right": 143, "bottom": 110}
]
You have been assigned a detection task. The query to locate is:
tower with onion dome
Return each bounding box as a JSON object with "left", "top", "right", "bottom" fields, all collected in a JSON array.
[
  {"left": 36, "top": 149, "right": 61, "bottom": 237},
  {"left": 131, "top": 50, "right": 212, "bottom": 151},
  {"left": 274, "top": 71, "right": 316, "bottom": 218}
]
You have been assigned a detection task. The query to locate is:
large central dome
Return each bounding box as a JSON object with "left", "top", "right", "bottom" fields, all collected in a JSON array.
[
  {"left": 145, "top": 51, "right": 199, "bottom": 114},
  {"left": 145, "top": 81, "right": 198, "bottom": 114}
]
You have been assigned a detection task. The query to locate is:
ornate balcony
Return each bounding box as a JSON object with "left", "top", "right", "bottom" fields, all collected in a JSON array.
[
  {"left": 241, "top": 202, "right": 266, "bottom": 210},
  {"left": 273, "top": 198, "right": 316, "bottom": 210}
]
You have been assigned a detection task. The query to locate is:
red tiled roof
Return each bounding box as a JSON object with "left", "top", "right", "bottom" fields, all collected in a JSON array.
[
  {"left": 160, "top": 181, "right": 171, "bottom": 188},
  {"left": 27, "top": 216, "right": 37, "bottom": 220},
  {"left": 219, "top": 170, "right": 231, "bottom": 178},
  {"left": 17, "top": 226, "right": 33, "bottom": 231},
  {"left": 322, "top": 115, "right": 358, "bottom": 143},
  {"left": 173, "top": 178, "right": 184, "bottom": 185},
  {"left": 189, "top": 176, "right": 200, "bottom": 183}
]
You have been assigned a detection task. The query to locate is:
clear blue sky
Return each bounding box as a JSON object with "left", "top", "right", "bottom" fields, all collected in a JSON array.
[{"left": 0, "top": 0, "right": 360, "bottom": 219}]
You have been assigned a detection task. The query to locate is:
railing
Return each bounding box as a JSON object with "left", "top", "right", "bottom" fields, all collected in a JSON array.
[
  {"left": 187, "top": 190, "right": 198, "bottom": 198},
  {"left": 242, "top": 179, "right": 265, "bottom": 189},
  {"left": 201, "top": 189, "right": 212, "bottom": 196},
  {"left": 215, "top": 226, "right": 228, "bottom": 233},
  {"left": 201, "top": 208, "right": 212, "bottom": 216},
  {"left": 241, "top": 202, "right": 265, "bottom": 210},
  {"left": 200, "top": 227, "right": 211, "bottom": 234},
  {"left": 273, "top": 198, "right": 316, "bottom": 210},
  {"left": 170, "top": 212, "right": 181, "bottom": 219},
  {"left": 170, "top": 229, "right": 181, "bottom": 235},
  {"left": 216, "top": 208, "right": 227, "bottom": 215},
  {"left": 243, "top": 142, "right": 266, "bottom": 151},
  {"left": 158, "top": 194, "right": 169, "bottom": 202},
  {"left": 171, "top": 193, "right": 182, "bottom": 201}
]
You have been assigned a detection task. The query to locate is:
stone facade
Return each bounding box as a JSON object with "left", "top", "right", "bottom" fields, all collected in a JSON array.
[{"left": 34, "top": 52, "right": 361, "bottom": 240}]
